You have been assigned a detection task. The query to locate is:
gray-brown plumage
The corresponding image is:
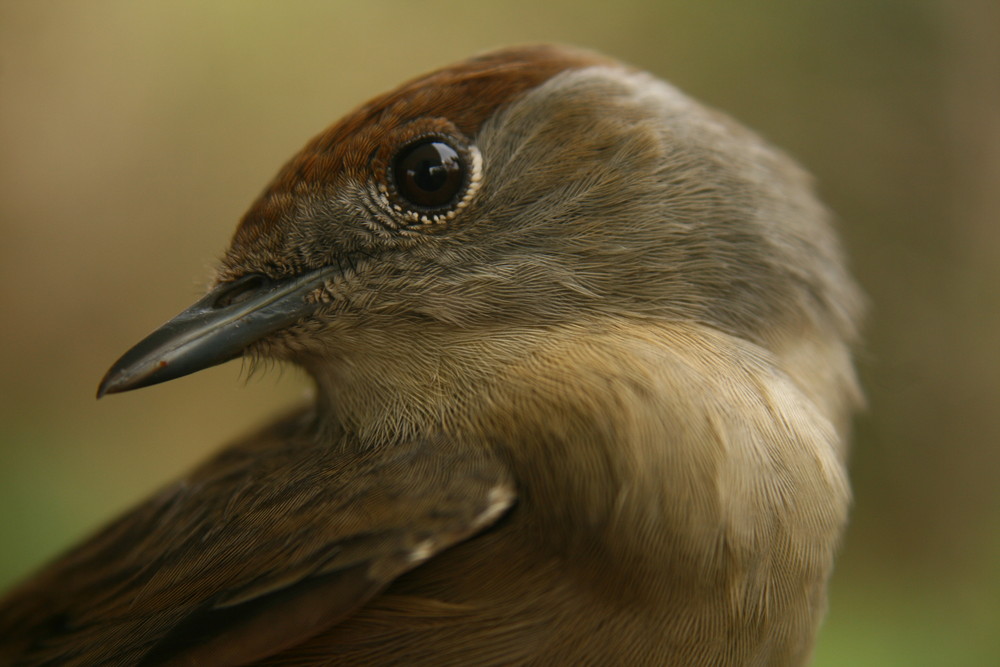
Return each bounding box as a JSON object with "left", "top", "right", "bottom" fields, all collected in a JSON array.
[{"left": 0, "top": 44, "right": 862, "bottom": 665}]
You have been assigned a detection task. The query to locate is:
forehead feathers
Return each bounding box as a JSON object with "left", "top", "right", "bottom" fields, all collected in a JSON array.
[{"left": 232, "top": 45, "right": 610, "bottom": 249}]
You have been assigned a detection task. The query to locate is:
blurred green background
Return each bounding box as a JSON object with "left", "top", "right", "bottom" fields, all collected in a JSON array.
[{"left": 1, "top": 1, "right": 997, "bottom": 663}]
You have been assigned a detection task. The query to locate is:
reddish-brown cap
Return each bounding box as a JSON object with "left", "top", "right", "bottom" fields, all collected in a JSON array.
[{"left": 232, "top": 45, "right": 612, "bottom": 247}]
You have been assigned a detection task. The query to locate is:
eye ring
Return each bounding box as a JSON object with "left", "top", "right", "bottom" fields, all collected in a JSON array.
[{"left": 391, "top": 138, "right": 468, "bottom": 211}]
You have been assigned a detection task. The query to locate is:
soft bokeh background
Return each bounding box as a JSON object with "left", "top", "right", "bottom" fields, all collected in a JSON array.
[{"left": 1, "top": 1, "right": 997, "bottom": 663}]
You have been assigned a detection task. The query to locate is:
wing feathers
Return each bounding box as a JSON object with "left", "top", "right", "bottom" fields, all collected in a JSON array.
[
  {"left": 0, "top": 411, "right": 515, "bottom": 666},
  {"left": 141, "top": 564, "right": 376, "bottom": 666}
]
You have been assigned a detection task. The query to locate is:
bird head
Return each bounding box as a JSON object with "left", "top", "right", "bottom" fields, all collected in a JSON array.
[{"left": 98, "top": 45, "right": 861, "bottom": 421}]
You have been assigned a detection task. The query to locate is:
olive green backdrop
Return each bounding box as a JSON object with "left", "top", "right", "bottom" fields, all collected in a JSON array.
[{"left": 1, "top": 1, "right": 997, "bottom": 663}]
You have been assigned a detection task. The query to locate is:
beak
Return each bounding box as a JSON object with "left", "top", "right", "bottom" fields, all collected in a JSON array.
[{"left": 97, "top": 266, "right": 337, "bottom": 397}]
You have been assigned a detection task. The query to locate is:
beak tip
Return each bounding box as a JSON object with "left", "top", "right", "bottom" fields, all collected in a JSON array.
[
  {"left": 96, "top": 359, "right": 159, "bottom": 398},
  {"left": 96, "top": 372, "right": 122, "bottom": 399}
]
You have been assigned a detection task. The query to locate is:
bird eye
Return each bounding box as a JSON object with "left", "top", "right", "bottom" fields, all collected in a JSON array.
[{"left": 391, "top": 139, "right": 466, "bottom": 210}]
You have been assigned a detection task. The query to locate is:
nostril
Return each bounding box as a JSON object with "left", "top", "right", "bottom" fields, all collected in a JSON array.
[{"left": 213, "top": 274, "right": 270, "bottom": 309}]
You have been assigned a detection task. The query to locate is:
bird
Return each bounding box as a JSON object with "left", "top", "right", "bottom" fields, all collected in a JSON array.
[{"left": 0, "top": 44, "right": 862, "bottom": 665}]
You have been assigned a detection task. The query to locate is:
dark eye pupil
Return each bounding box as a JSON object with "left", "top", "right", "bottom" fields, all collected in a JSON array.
[
  {"left": 414, "top": 161, "right": 448, "bottom": 192},
  {"left": 392, "top": 140, "right": 465, "bottom": 209}
]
